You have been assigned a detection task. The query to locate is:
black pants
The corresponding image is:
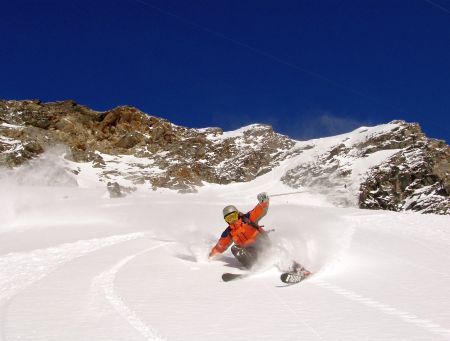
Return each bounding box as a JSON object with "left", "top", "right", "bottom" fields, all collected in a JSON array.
[{"left": 231, "top": 232, "right": 271, "bottom": 269}]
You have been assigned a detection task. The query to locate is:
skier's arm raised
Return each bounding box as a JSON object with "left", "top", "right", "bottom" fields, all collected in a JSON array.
[{"left": 248, "top": 192, "right": 270, "bottom": 223}]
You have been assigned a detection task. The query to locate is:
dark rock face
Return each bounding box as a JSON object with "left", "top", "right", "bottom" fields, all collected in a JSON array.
[{"left": 359, "top": 139, "right": 450, "bottom": 214}]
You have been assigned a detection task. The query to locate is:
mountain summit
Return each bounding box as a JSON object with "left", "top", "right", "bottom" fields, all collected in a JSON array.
[{"left": 1, "top": 99, "right": 448, "bottom": 214}]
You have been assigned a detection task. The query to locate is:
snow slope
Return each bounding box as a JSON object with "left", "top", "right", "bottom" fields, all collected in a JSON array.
[{"left": 1, "top": 145, "right": 450, "bottom": 340}]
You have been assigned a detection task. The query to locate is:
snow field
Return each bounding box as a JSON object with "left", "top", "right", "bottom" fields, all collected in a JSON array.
[{"left": 1, "top": 183, "right": 449, "bottom": 340}]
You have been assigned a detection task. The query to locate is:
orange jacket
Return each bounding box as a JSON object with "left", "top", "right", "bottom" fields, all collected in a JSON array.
[{"left": 210, "top": 201, "right": 269, "bottom": 257}]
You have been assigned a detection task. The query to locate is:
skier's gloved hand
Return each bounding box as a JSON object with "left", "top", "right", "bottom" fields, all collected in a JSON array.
[
  {"left": 208, "top": 248, "right": 219, "bottom": 260},
  {"left": 257, "top": 192, "right": 269, "bottom": 203}
]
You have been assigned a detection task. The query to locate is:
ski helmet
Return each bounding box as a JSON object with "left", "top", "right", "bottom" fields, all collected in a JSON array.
[{"left": 223, "top": 205, "right": 238, "bottom": 218}]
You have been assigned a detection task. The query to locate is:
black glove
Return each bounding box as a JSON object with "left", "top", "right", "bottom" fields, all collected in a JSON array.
[{"left": 257, "top": 192, "right": 269, "bottom": 203}]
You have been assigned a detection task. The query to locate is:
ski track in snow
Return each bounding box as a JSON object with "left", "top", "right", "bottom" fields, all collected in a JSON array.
[
  {"left": 90, "top": 243, "right": 170, "bottom": 341},
  {"left": 315, "top": 279, "right": 450, "bottom": 339},
  {"left": 0, "top": 232, "right": 147, "bottom": 303}
]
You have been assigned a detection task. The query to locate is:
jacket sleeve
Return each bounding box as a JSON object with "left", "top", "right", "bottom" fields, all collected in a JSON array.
[
  {"left": 210, "top": 227, "right": 232, "bottom": 256},
  {"left": 248, "top": 201, "right": 269, "bottom": 223}
]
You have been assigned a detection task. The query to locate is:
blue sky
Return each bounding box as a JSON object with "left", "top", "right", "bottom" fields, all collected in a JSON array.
[{"left": 1, "top": 0, "right": 449, "bottom": 142}]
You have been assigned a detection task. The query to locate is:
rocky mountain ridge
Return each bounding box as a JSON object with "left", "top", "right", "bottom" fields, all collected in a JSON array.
[
  {"left": 0, "top": 99, "right": 294, "bottom": 191},
  {"left": 1, "top": 99, "right": 449, "bottom": 214}
]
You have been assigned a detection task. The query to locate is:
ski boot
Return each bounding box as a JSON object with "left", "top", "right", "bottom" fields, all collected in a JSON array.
[{"left": 280, "top": 261, "right": 312, "bottom": 284}]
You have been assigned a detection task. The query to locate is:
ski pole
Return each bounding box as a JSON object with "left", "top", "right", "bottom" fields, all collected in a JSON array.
[{"left": 269, "top": 190, "right": 306, "bottom": 198}]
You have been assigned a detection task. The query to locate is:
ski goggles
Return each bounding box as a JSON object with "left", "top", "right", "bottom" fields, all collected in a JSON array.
[{"left": 224, "top": 211, "right": 239, "bottom": 224}]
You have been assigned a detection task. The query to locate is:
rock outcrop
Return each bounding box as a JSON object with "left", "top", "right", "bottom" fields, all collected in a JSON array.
[
  {"left": 359, "top": 138, "right": 449, "bottom": 214},
  {"left": 281, "top": 121, "right": 449, "bottom": 214}
]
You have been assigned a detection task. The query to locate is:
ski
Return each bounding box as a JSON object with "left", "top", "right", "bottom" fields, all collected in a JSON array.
[
  {"left": 222, "top": 272, "right": 248, "bottom": 282},
  {"left": 280, "top": 271, "right": 312, "bottom": 284},
  {"left": 223, "top": 270, "right": 312, "bottom": 284}
]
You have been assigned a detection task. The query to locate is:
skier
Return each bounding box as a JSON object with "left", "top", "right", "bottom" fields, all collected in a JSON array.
[
  {"left": 209, "top": 192, "right": 312, "bottom": 283},
  {"left": 208, "top": 192, "right": 271, "bottom": 268}
]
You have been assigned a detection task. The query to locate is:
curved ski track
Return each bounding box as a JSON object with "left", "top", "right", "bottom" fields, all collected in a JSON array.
[
  {"left": 90, "top": 243, "right": 170, "bottom": 341},
  {"left": 0, "top": 232, "right": 162, "bottom": 340}
]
